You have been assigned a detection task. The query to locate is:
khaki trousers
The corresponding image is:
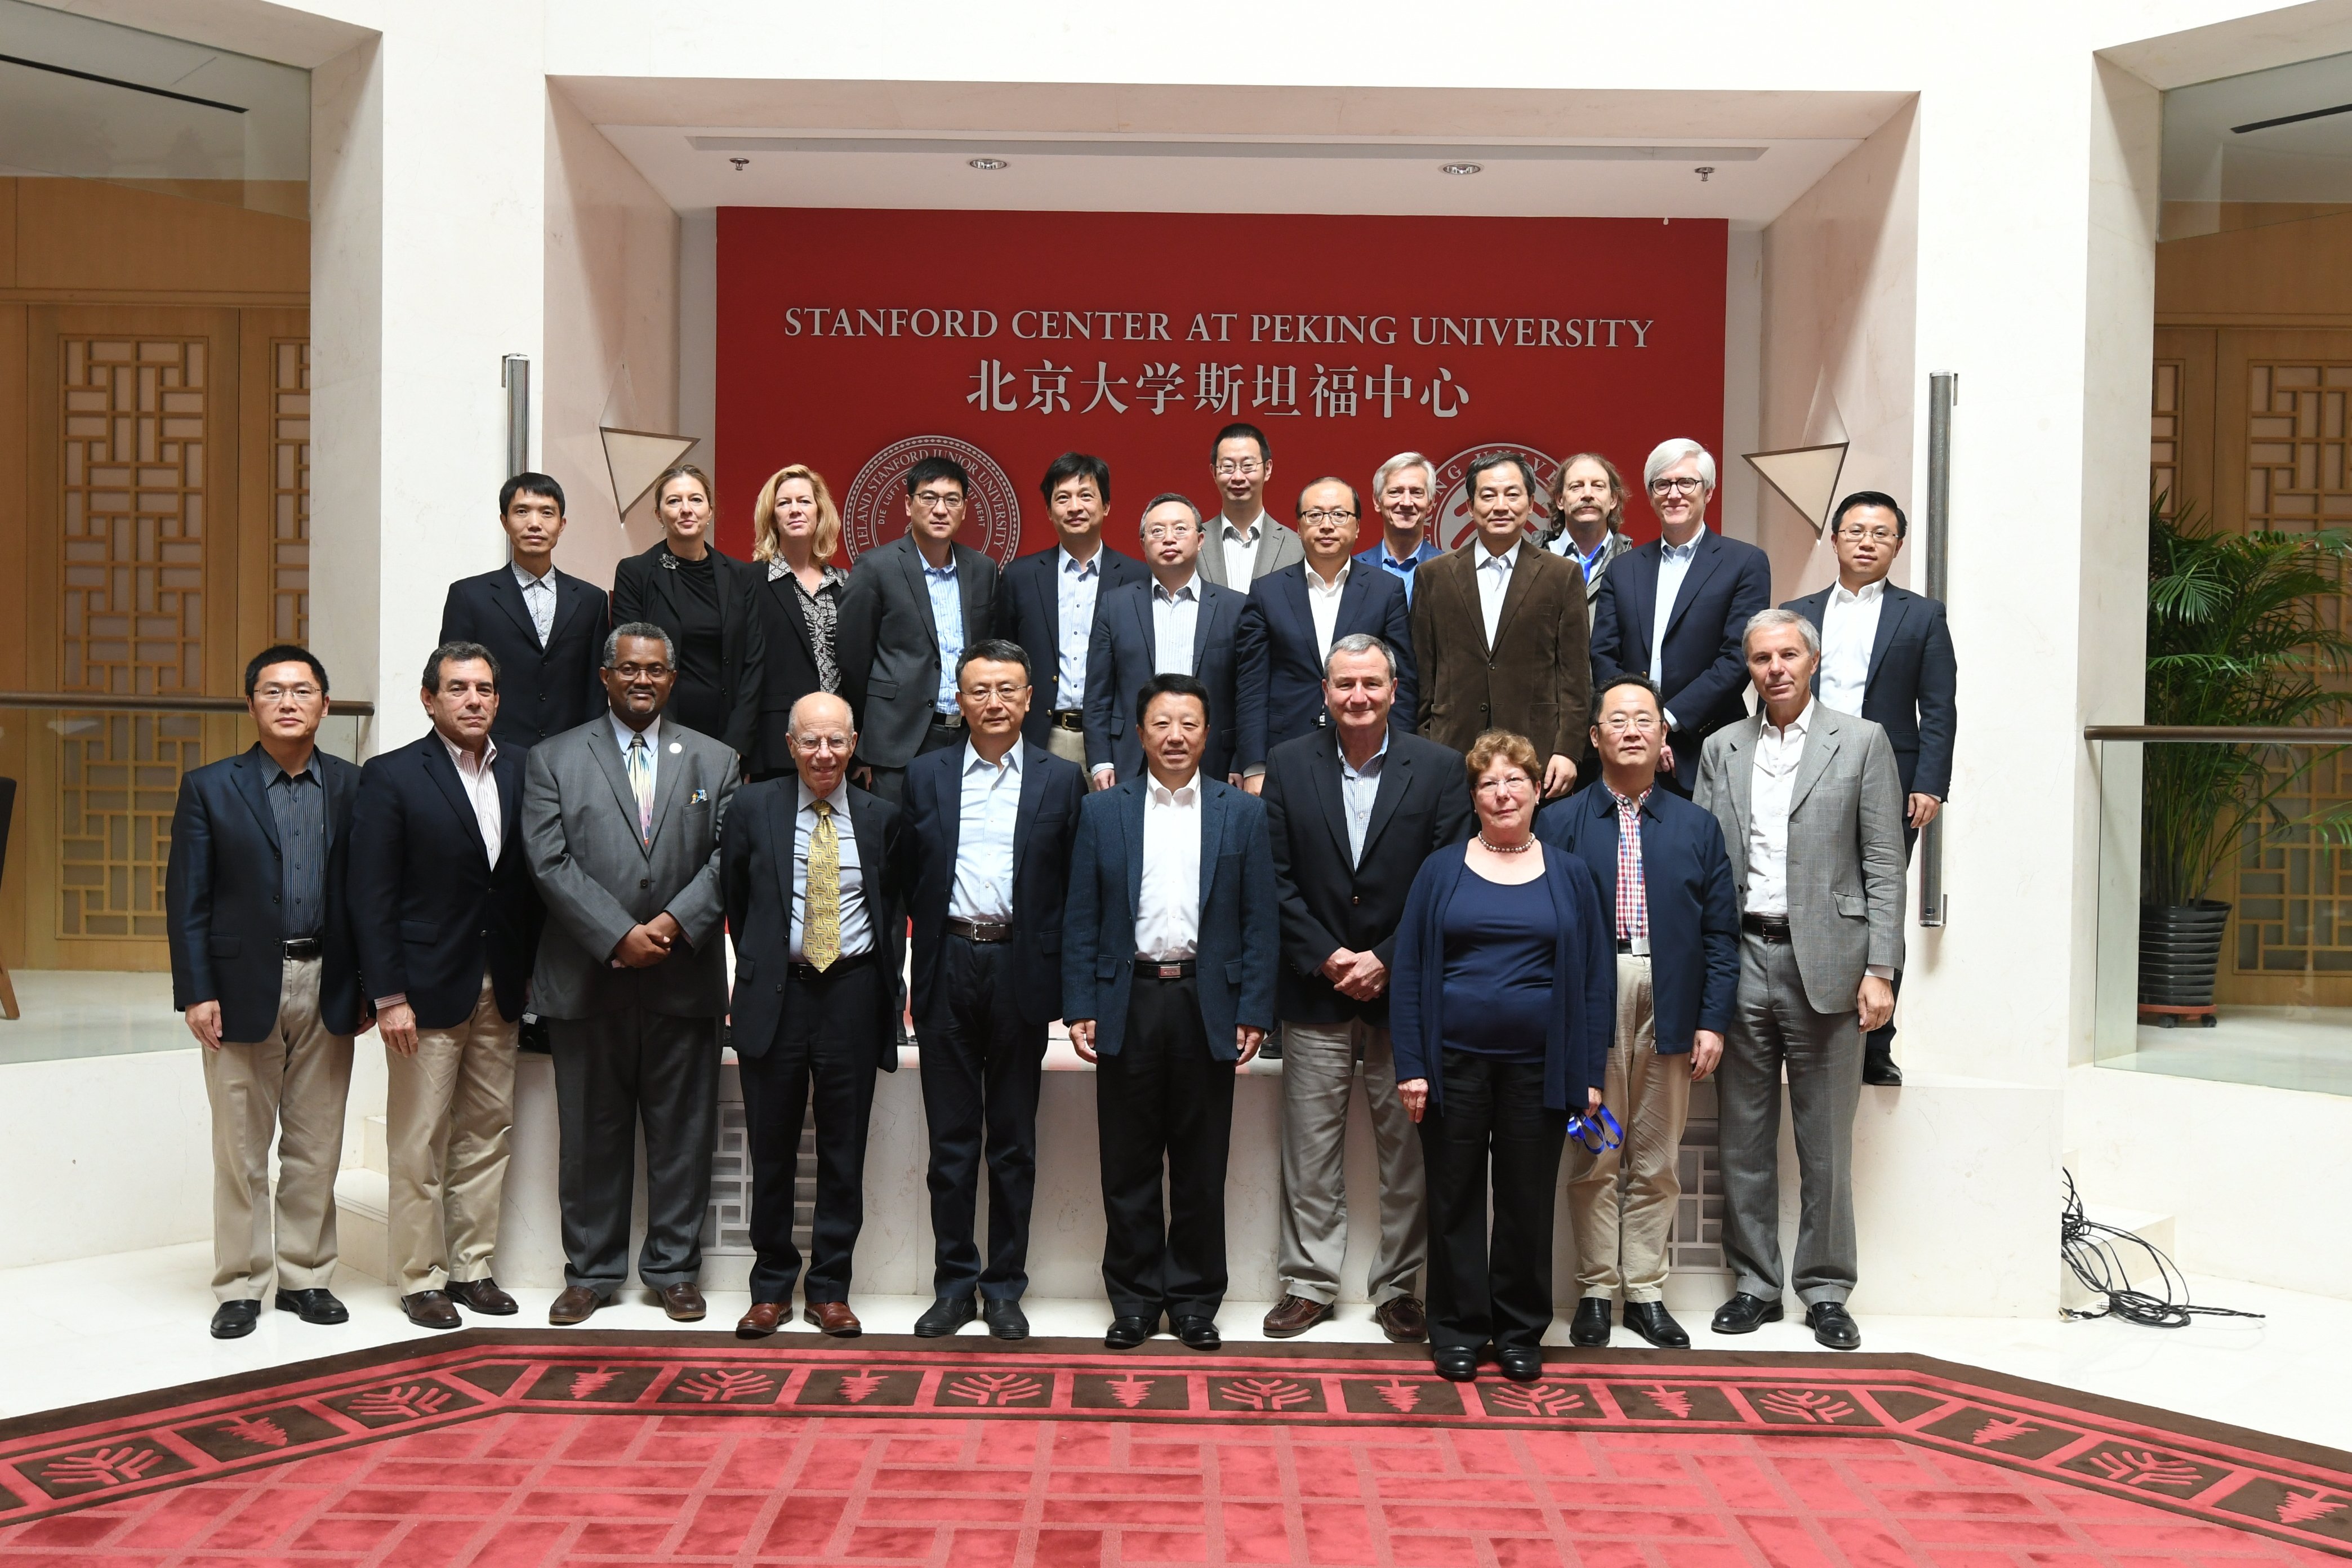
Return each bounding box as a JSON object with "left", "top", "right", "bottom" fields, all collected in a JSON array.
[
  {"left": 202, "top": 957, "right": 353, "bottom": 1302},
  {"left": 1565, "top": 954, "right": 1692, "bottom": 1302},
  {"left": 385, "top": 973, "right": 518, "bottom": 1294},
  {"left": 1276, "top": 1018, "right": 1427, "bottom": 1306},
  {"left": 1041, "top": 725, "right": 1088, "bottom": 767}
]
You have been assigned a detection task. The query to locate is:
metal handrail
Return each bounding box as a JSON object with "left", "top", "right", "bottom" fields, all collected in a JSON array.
[
  {"left": 0, "top": 691, "right": 375, "bottom": 717},
  {"left": 2085, "top": 725, "right": 2352, "bottom": 743}
]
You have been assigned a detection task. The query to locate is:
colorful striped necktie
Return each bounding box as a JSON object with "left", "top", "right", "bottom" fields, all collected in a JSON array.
[{"left": 627, "top": 734, "right": 653, "bottom": 845}]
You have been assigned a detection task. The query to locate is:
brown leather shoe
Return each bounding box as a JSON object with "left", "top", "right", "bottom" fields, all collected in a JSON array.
[
  {"left": 447, "top": 1278, "right": 518, "bottom": 1316},
  {"left": 657, "top": 1282, "right": 707, "bottom": 1322},
  {"left": 1262, "top": 1294, "right": 1334, "bottom": 1338},
  {"left": 548, "top": 1285, "right": 604, "bottom": 1326},
  {"left": 805, "top": 1300, "right": 862, "bottom": 1337},
  {"left": 737, "top": 1301, "right": 787, "bottom": 1339},
  {"left": 1375, "top": 1295, "right": 1429, "bottom": 1343},
  {"left": 401, "top": 1290, "right": 462, "bottom": 1330}
]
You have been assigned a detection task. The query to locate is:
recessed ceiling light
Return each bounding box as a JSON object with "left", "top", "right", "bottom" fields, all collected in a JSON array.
[
  {"left": 968, "top": 157, "right": 1008, "bottom": 171},
  {"left": 1440, "top": 162, "right": 1482, "bottom": 176}
]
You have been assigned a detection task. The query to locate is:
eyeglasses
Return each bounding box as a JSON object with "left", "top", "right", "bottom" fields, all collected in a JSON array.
[
  {"left": 1597, "top": 714, "right": 1660, "bottom": 734},
  {"left": 1835, "top": 526, "right": 1900, "bottom": 544},
  {"left": 960, "top": 681, "right": 1029, "bottom": 701},
  {"left": 912, "top": 489, "right": 965, "bottom": 511},
  {"left": 1214, "top": 460, "right": 1265, "bottom": 476},
  {"left": 1142, "top": 522, "right": 1198, "bottom": 541},
  {"left": 1650, "top": 477, "right": 1705, "bottom": 495},
  {"left": 610, "top": 662, "right": 672, "bottom": 679},
  {"left": 1567, "top": 1103, "right": 1624, "bottom": 1155},
  {"left": 1299, "top": 508, "right": 1358, "bottom": 525},
  {"left": 1473, "top": 776, "right": 1531, "bottom": 797},
  {"left": 256, "top": 684, "right": 320, "bottom": 703}
]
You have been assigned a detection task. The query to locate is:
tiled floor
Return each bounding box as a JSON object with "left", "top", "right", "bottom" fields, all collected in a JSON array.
[
  {"left": 0, "top": 972, "right": 181, "bottom": 1066},
  {"left": 2112, "top": 1006, "right": 2352, "bottom": 1098}
]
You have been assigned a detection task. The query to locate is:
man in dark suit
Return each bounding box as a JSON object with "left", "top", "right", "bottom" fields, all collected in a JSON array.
[
  {"left": 1083, "top": 495, "right": 1249, "bottom": 789},
  {"left": 1589, "top": 439, "right": 1773, "bottom": 794},
  {"left": 723, "top": 691, "right": 909, "bottom": 1340},
  {"left": 523, "top": 623, "right": 741, "bottom": 1327},
  {"left": 1259, "top": 634, "right": 1472, "bottom": 1343},
  {"left": 1536, "top": 673, "right": 1739, "bottom": 1351},
  {"left": 1355, "top": 452, "right": 1442, "bottom": 606},
  {"left": 1236, "top": 478, "right": 1415, "bottom": 787},
  {"left": 996, "top": 452, "right": 1148, "bottom": 765},
  {"left": 1409, "top": 452, "right": 1592, "bottom": 798},
  {"left": 1064, "top": 674, "right": 1276, "bottom": 1351},
  {"left": 839, "top": 456, "right": 1002, "bottom": 805},
  {"left": 901, "top": 640, "right": 1086, "bottom": 1341},
  {"left": 166, "top": 645, "right": 366, "bottom": 1340},
  {"left": 437, "top": 473, "right": 610, "bottom": 752},
  {"left": 1783, "top": 491, "right": 1957, "bottom": 1086},
  {"left": 348, "top": 642, "right": 537, "bottom": 1330}
]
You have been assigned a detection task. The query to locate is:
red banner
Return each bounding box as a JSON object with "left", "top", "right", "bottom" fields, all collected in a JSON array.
[{"left": 716, "top": 208, "right": 1725, "bottom": 564}]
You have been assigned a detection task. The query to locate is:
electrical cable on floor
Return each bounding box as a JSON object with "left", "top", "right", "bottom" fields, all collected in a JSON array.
[{"left": 2061, "top": 1169, "right": 2264, "bottom": 1328}]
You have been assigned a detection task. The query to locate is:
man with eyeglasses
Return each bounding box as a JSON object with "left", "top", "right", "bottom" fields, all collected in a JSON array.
[
  {"left": 896, "top": 642, "right": 1085, "bottom": 1341},
  {"left": 1781, "top": 491, "right": 1956, "bottom": 1088},
  {"left": 1235, "top": 478, "right": 1415, "bottom": 791},
  {"left": 167, "top": 647, "right": 368, "bottom": 1339},
  {"left": 1194, "top": 422, "right": 1304, "bottom": 590},
  {"left": 1354, "top": 452, "right": 1444, "bottom": 605},
  {"left": 839, "top": 456, "right": 1003, "bottom": 806},
  {"left": 996, "top": 453, "right": 1148, "bottom": 767},
  {"left": 1535, "top": 674, "right": 1739, "bottom": 1351},
  {"left": 1083, "top": 494, "right": 1249, "bottom": 789},
  {"left": 1590, "top": 438, "right": 1774, "bottom": 795}
]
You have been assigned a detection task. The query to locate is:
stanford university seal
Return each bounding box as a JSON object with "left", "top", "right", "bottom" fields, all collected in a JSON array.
[{"left": 843, "top": 436, "right": 1022, "bottom": 566}]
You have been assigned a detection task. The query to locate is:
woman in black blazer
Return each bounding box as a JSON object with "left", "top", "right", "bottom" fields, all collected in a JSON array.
[
  {"left": 611, "top": 465, "right": 763, "bottom": 757},
  {"left": 746, "top": 463, "right": 851, "bottom": 780}
]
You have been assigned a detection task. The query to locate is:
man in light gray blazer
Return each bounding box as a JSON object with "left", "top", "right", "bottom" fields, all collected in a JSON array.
[
  {"left": 1692, "top": 607, "right": 1904, "bottom": 1352},
  {"left": 1194, "top": 421, "right": 1305, "bottom": 590},
  {"left": 523, "top": 622, "right": 741, "bottom": 1328}
]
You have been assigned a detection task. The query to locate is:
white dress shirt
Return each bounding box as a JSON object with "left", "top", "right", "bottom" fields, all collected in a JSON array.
[
  {"left": 1135, "top": 772, "right": 1203, "bottom": 961},
  {"left": 1339, "top": 734, "right": 1387, "bottom": 867},
  {"left": 1151, "top": 574, "right": 1201, "bottom": 675},
  {"left": 948, "top": 742, "right": 1022, "bottom": 923},
  {"left": 1818, "top": 578, "right": 1885, "bottom": 719},
  {"left": 1476, "top": 540, "right": 1520, "bottom": 649},
  {"left": 443, "top": 733, "right": 502, "bottom": 867},
  {"left": 1651, "top": 533, "right": 1700, "bottom": 703},
  {"left": 609, "top": 712, "right": 663, "bottom": 796},
  {"left": 1745, "top": 698, "right": 1811, "bottom": 918},
  {"left": 1219, "top": 513, "right": 1268, "bottom": 585},
  {"left": 512, "top": 560, "right": 558, "bottom": 647},
  {"left": 1305, "top": 559, "right": 1350, "bottom": 658},
  {"left": 791, "top": 775, "right": 870, "bottom": 960},
  {"left": 1053, "top": 546, "right": 1102, "bottom": 708}
]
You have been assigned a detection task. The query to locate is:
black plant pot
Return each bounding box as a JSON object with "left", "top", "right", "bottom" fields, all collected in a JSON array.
[{"left": 2137, "top": 900, "right": 2231, "bottom": 1008}]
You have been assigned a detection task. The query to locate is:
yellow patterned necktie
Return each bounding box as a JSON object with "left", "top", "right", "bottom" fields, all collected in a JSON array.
[{"left": 805, "top": 798, "right": 840, "bottom": 971}]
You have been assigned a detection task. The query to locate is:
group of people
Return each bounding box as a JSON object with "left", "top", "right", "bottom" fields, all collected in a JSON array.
[{"left": 165, "top": 423, "right": 1956, "bottom": 1384}]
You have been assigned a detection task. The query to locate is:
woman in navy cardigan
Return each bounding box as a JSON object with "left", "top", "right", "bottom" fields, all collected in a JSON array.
[{"left": 1393, "top": 730, "right": 1614, "bottom": 1384}]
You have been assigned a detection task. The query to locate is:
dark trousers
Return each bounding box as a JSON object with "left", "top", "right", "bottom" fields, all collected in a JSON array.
[
  {"left": 919, "top": 936, "right": 1047, "bottom": 1299},
  {"left": 548, "top": 1009, "right": 720, "bottom": 1294},
  {"left": 865, "top": 719, "right": 965, "bottom": 806},
  {"left": 1418, "top": 1049, "right": 1568, "bottom": 1354},
  {"left": 1097, "top": 973, "right": 1235, "bottom": 1321},
  {"left": 1864, "top": 822, "right": 1921, "bottom": 1072},
  {"left": 736, "top": 957, "right": 882, "bottom": 1303}
]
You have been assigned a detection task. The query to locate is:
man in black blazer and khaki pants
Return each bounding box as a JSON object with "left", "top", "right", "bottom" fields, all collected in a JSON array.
[
  {"left": 166, "top": 646, "right": 367, "bottom": 1340},
  {"left": 1259, "top": 633, "right": 1472, "bottom": 1343},
  {"left": 348, "top": 642, "right": 538, "bottom": 1330},
  {"left": 1783, "top": 490, "right": 1957, "bottom": 1085}
]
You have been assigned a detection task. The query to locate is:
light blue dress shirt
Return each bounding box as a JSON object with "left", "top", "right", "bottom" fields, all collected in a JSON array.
[
  {"left": 1369, "top": 541, "right": 1437, "bottom": 605},
  {"left": 1054, "top": 547, "right": 1100, "bottom": 708},
  {"left": 949, "top": 742, "right": 1022, "bottom": 923},
  {"left": 1339, "top": 733, "right": 1389, "bottom": 867},
  {"left": 1651, "top": 534, "right": 1701, "bottom": 706},
  {"left": 923, "top": 556, "right": 966, "bottom": 714},
  {"left": 791, "top": 776, "right": 870, "bottom": 960},
  {"left": 608, "top": 711, "right": 663, "bottom": 796}
]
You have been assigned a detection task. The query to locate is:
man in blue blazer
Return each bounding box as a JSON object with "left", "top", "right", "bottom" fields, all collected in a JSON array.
[
  {"left": 1535, "top": 673, "right": 1739, "bottom": 1351},
  {"left": 1589, "top": 439, "right": 1773, "bottom": 793},
  {"left": 1064, "top": 673, "right": 1276, "bottom": 1352},
  {"left": 1783, "top": 490, "right": 1958, "bottom": 1086},
  {"left": 902, "top": 640, "right": 1087, "bottom": 1342},
  {"left": 1354, "top": 451, "right": 1443, "bottom": 605},
  {"left": 996, "top": 453, "right": 1150, "bottom": 763},
  {"left": 1236, "top": 478, "right": 1415, "bottom": 784},
  {"left": 1083, "top": 495, "right": 1248, "bottom": 787},
  {"left": 166, "top": 646, "right": 367, "bottom": 1340},
  {"left": 348, "top": 642, "right": 538, "bottom": 1331}
]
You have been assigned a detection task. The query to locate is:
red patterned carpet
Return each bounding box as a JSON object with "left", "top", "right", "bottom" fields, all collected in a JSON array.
[{"left": 1, "top": 1333, "right": 2347, "bottom": 1566}]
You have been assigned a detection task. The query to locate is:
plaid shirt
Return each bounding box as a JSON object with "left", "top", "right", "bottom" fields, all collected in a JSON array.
[{"left": 1610, "top": 787, "right": 1650, "bottom": 945}]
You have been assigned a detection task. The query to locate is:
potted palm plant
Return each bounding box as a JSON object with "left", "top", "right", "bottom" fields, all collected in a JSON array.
[{"left": 2141, "top": 501, "right": 2352, "bottom": 1021}]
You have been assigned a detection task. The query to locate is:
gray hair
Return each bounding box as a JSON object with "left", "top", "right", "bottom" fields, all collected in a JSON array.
[
  {"left": 1643, "top": 437, "right": 1717, "bottom": 493},
  {"left": 1743, "top": 606, "right": 1821, "bottom": 657},
  {"left": 786, "top": 691, "right": 856, "bottom": 740},
  {"left": 1323, "top": 632, "right": 1398, "bottom": 683},
  {"left": 602, "top": 621, "right": 678, "bottom": 668},
  {"left": 1372, "top": 451, "right": 1436, "bottom": 500}
]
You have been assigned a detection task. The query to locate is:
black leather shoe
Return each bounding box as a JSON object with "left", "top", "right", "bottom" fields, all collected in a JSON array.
[
  {"left": 1624, "top": 1301, "right": 1691, "bottom": 1349},
  {"left": 1569, "top": 1298, "right": 1612, "bottom": 1347},
  {"left": 1806, "top": 1301, "right": 1862, "bottom": 1350},
  {"left": 1497, "top": 1347, "right": 1545, "bottom": 1383},
  {"left": 1173, "top": 1315, "right": 1221, "bottom": 1351},
  {"left": 401, "top": 1290, "right": 462, "bottom": 1330},
  {"left": 1433, "top": 1346, "right": 1480, "bottom": 1383},
  {"left": 1863, "top": 1057, "right": 1904, "bottom": 1086},
  {"left": 914, "top": 1295, "right": 978, "bottom": 1337},
  {"left": 1710, "top": 1293, "right": 1783, "bottom": 1335},
  {"left": 1104, "top": 1314, "right": 1157, "bottom": 1349},
  {"left": 982, "top": 1299, "right": 1030, "bottom": 1341},
  {"left": 518, "top": 1015, "right": 551, "bottom": 1054},
  {"left": 210, "top": 1299, "right": 260, "bottom": 1339},
  {"left": 447, "top": 1278, "right": 518, "bottom": 1315},
  {"left": 274, "top": 1288, "right": 349, "bottom": 1325}
]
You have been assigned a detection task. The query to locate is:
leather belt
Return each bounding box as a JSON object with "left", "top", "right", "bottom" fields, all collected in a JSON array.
[
  {"left": 947, "top": 917, "right": 1012, "bottom": 943},
  {"left": 1614, "top": 937, "right": 1651, "bottom": 956},
  {"left": 789, "top": 950, "right": 876, "bottom": 981},
  {"left": 1049, "top": 709, "right": 1084, "bottom": 732},
  {"left": 1741, "top": 913, "right": 1793, "bottom": 943},
  {"left": 282, "top": 937, "right": 323, "bottom": 959},
  {"left": 1135, "top": 958, "right": 1196, "bottom": 980},
  {"left": 929, "top": 711, "right": 966, "bottom": 729}
]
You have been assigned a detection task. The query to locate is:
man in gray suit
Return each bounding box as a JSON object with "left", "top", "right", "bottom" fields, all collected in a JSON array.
[
  {"left": 840, "top": 456, "right": 1003, "bottom": 805},
  {"left": 523, "top": 622, "right": 741, "bottom": 1327},
  {"left": 1693, "top": 608, "right": 1903, "bottom": 1351},
  {"left": 1194, "top": 422, "right": 1304, "bottom": 589}
]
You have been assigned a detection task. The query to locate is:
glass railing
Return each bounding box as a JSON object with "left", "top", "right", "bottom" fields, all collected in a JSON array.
[{"left": 2089, "top": 725, "right": 2352, "bottom": 1097}]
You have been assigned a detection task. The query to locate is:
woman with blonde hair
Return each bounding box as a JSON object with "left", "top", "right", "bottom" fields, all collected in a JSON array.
[
  {"left": 747, "top": 463, "right": 851, "bottom": 779},
  {"left": 612, "top": 463, "right": 765, "bottom": 755}
]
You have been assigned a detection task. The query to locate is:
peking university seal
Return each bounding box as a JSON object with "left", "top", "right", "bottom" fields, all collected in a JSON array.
[{"left": 1430, "top": 443, "right": 1561, "bottom": 551}]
